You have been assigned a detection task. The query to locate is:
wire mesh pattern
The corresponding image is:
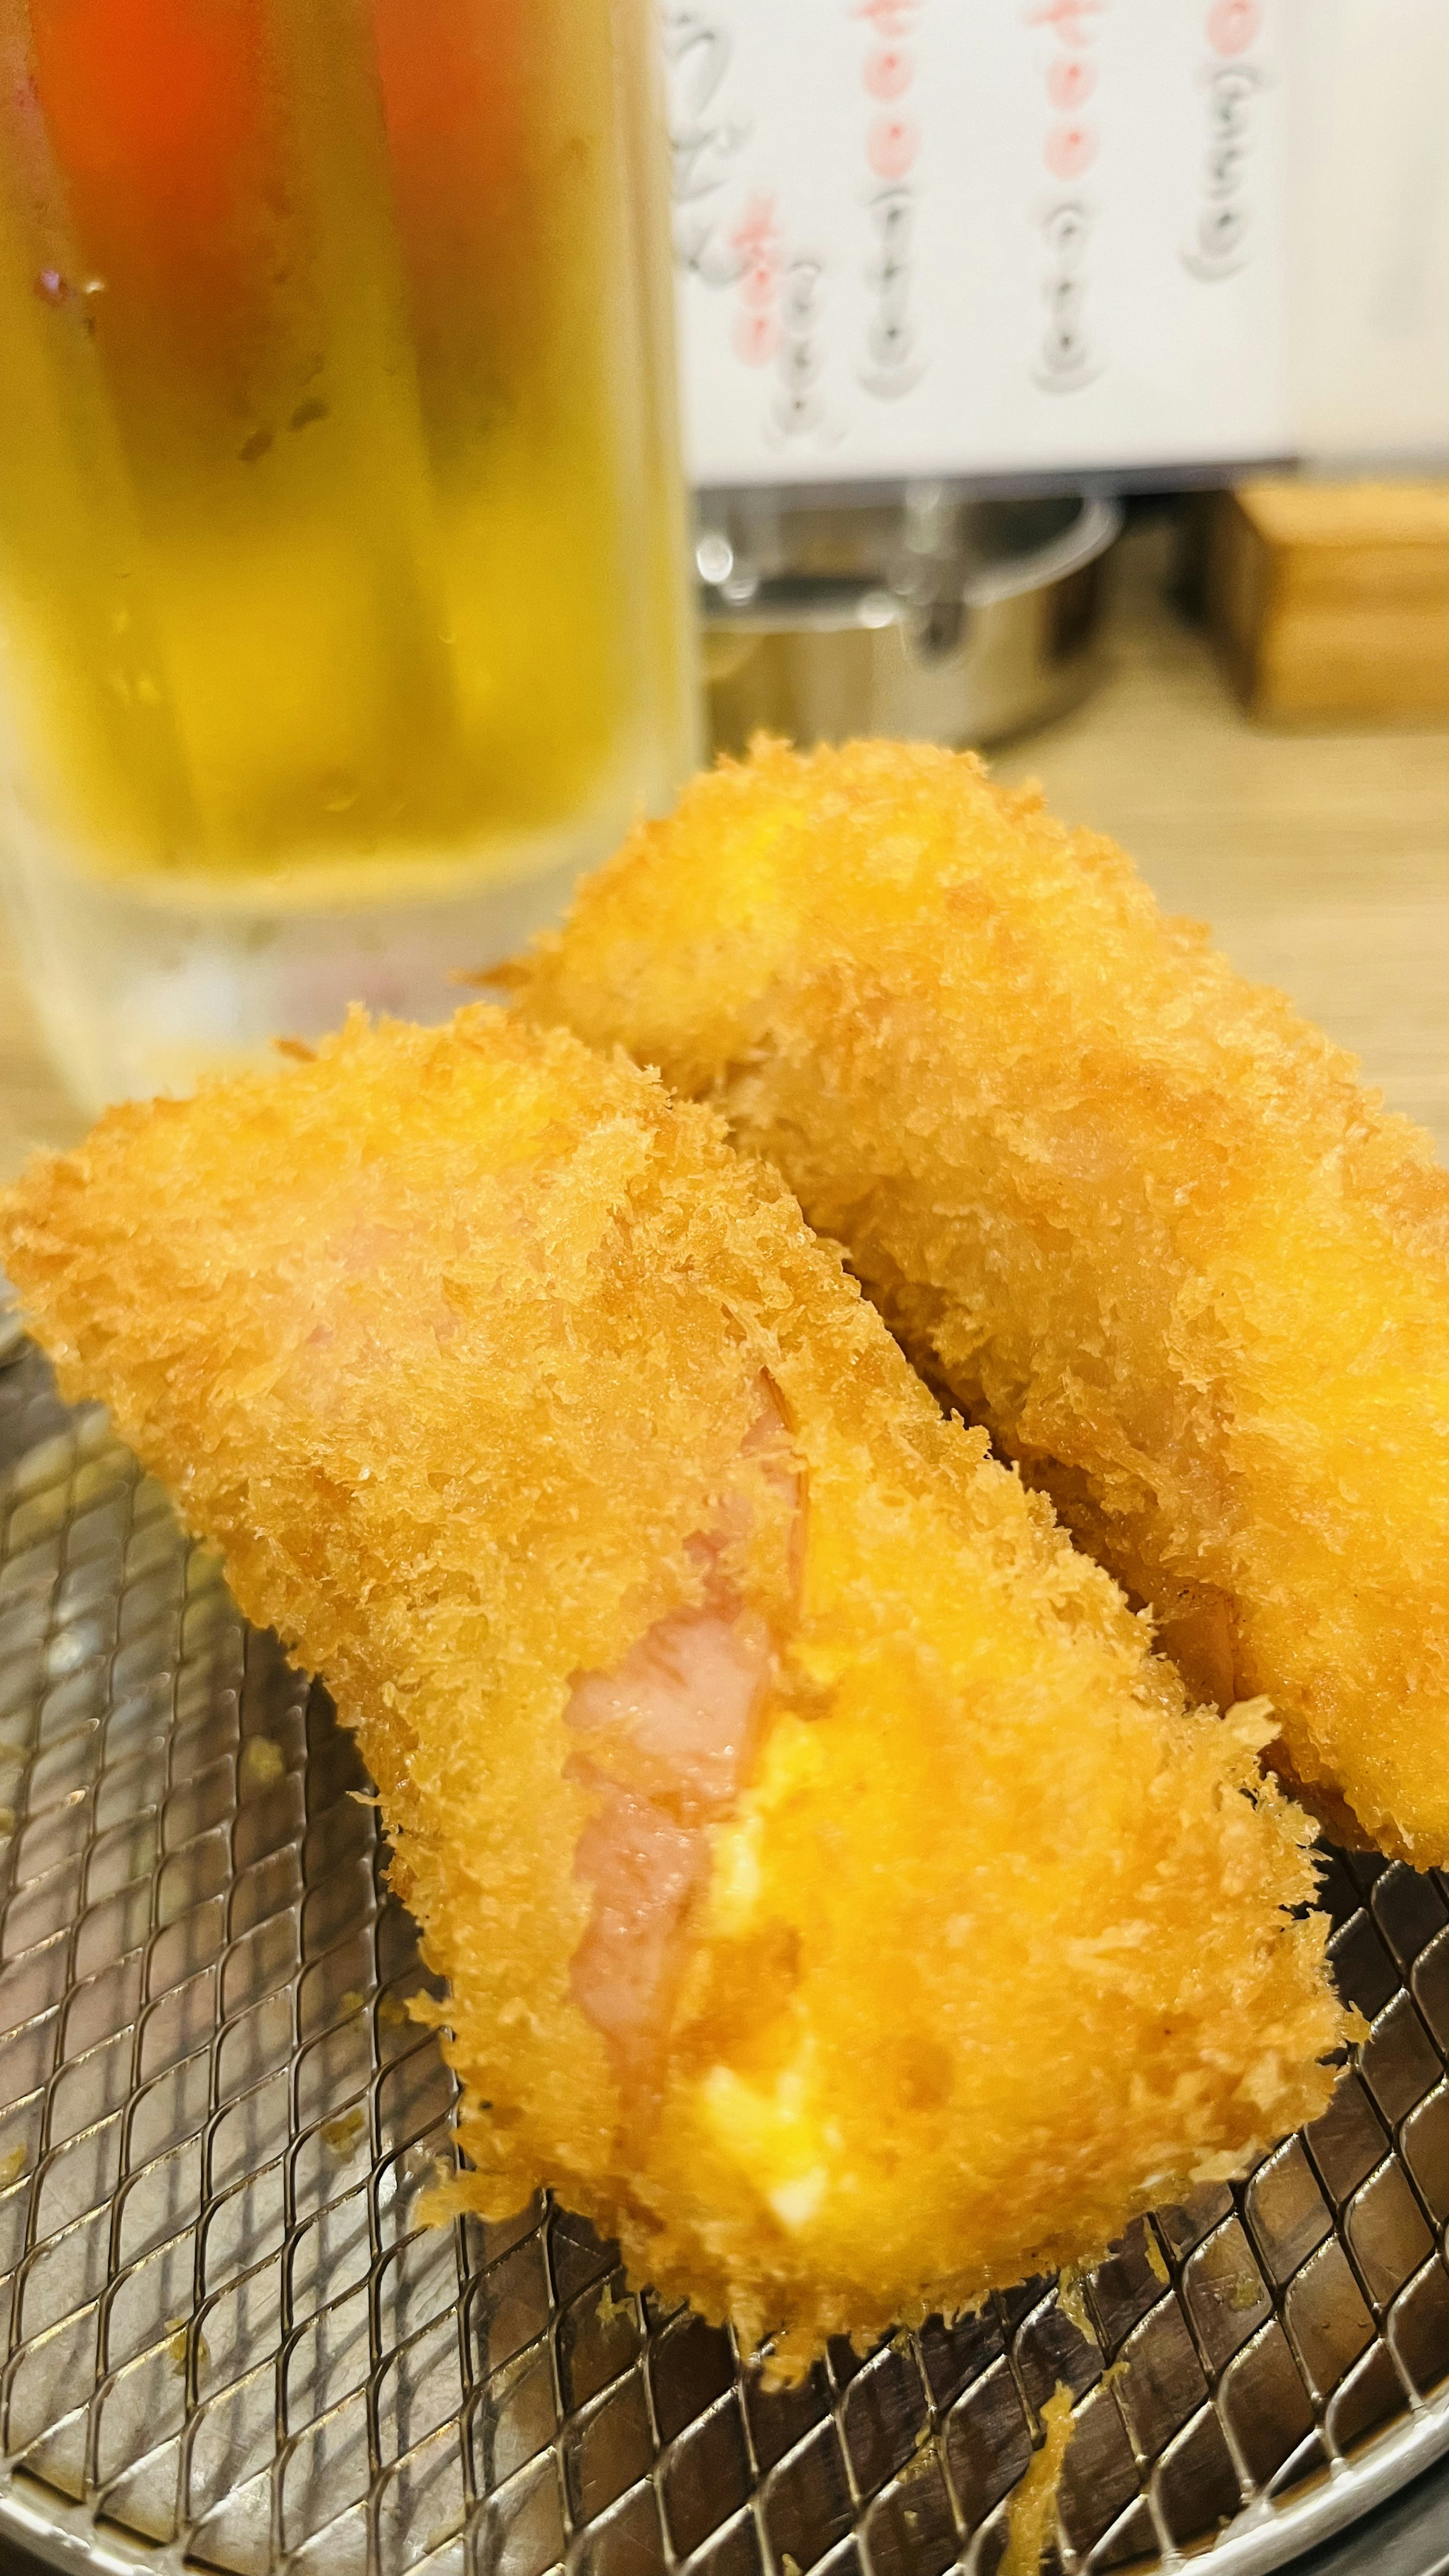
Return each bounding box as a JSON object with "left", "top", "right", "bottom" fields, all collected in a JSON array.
[{"left": 1, "top": 1335, "right": 1448, "bottom": 2576}]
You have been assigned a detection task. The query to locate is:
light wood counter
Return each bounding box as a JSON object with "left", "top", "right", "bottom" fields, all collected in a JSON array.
[{"left": 2, "top": 519, "right": 1447, "bottom": 1187}]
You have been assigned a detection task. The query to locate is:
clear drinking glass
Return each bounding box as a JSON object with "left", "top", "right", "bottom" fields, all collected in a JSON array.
[{"left": 0, "top": 0, "right": 696, "bottom": 1107}]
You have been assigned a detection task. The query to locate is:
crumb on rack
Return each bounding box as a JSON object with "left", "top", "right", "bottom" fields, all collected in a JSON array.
[
  {"left": 239, "top": 1736, "right": 286, "bottom": 1792},
  {"left": 320, "top": 2107, "right": 366, "bottom": 2159},
  {"left": 1000, "top": 2382, "right": 1075, "bottom": 2576}
]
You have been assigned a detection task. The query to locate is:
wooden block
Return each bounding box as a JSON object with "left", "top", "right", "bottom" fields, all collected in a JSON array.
[{"left": 1204, "top": 479, "right": 1449, "bottom": 724}]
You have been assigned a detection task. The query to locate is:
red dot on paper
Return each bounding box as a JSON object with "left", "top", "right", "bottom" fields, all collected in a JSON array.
[
  {"left": 1047, "top": 57, "right": 1095, "bottom": 109},
  {"left": 733, "top": 311, "right": 781, "bottom": 368},
  {"left": 1029, "top": 0, "right": 1103, "bottom": 48},
  {"left": 1044, "top": 120, "right": 1096, "bottom": 180},
  {"left": 864, "top": 45, "right": 912, "bottom": 101},
  {"left": 738, "top": 258, "right": 778, "bottom": 310},
  {"left": 868, "top": 114, "right": 919, "bottom": 180},
  {"left": 1207, "top": 0, "right": 1261, "bottom": 54},
  {"left": 729, "top": 194, "right": 778, "bottom": 256}
]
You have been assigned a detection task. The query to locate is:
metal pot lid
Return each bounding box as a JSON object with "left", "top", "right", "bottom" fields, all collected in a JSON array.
[{"left": 696, "top": 493, "right": 1124, "bottom": 630}]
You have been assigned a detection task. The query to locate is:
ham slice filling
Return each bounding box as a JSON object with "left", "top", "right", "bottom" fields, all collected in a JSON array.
[{"left": 565, "top": 1386, "right": 798, "bottom": 2087}]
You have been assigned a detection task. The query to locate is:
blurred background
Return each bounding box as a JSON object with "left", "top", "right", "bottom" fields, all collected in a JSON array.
[
  {"left": 2, "top": 0, "right": 1447, "bottom": 1166},
  {"left": 666, "top": 0, "right": 1449, "bottom": 1163}
]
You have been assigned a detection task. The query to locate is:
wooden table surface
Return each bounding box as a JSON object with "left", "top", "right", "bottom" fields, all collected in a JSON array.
[{"left": 3, "top": 518, "right": 1447, "bottom": 1187}]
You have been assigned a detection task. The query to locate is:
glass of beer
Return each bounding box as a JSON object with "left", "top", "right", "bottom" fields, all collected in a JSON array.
[{"left": 0, "top": 0, "right": 695, "bottom": 1107}]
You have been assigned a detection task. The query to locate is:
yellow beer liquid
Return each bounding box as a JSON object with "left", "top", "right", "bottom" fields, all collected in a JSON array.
[{"left": 0, "top": 0, "right": 688, "bottom": 900}]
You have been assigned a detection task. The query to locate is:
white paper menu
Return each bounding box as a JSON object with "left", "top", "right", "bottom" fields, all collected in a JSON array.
[{"left": 661, "top": 0, "right": 1296, "bottom": 486}]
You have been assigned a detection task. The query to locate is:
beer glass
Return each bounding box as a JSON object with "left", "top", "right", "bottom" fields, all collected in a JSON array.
[{"left": 0, "top": 0, "right": 695, "bottom": 1104}]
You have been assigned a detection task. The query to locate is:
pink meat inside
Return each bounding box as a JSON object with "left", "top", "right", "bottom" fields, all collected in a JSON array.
[{"left": 565, "top": 1382, "right": 799, "bottom": 2086}]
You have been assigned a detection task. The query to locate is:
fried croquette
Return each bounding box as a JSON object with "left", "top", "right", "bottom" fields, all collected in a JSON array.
[
  {"left": 0, "top": 1009, "right": 1348, "bottom": 2369},
  {"left": 517, "top": 735, "right": 1449, "bottom": 1866}
]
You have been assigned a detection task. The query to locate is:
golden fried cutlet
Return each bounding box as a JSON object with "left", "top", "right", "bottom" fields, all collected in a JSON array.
[
  {"left": 517, "top": 736, "right": 1449, "bottom": 1866},
  {"left": 0, "top": 1009, "right": 1347, "bottom": 2369}
]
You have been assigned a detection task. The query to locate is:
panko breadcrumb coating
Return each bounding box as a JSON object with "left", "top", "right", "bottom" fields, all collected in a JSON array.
[
  {"left": 0, "top": 1009, "right": 1347, "bottom": 2369},
  {"left": 517, "top": 736, "right": 1449, "bottom": 1865}
]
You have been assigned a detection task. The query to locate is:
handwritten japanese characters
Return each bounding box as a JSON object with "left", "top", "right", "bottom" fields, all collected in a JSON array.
[
  {"left": 1183, "top": 0, "right": 1268, "bottom": 281},
  {"left": 663, "top": 0, "right": 1294, "bottom": 484}
]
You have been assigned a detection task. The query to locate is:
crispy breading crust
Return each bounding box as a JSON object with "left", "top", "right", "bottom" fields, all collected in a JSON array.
[
  {"left": 517, "top": 737, "right": 1449, "bottom": 1867},
  {"left": 0, "top": 1010, "right": 1348, "bottom": 2369}
]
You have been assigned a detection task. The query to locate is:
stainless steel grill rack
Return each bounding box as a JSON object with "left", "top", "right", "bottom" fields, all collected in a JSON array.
[{"left": 2, "top": 1331, "right": 1448, "bottom": 2576}]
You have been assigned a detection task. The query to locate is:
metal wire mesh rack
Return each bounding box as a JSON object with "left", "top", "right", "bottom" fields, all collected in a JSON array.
[{"left": 2, "top": 1327, "right": 1449, "bottom": 2576}]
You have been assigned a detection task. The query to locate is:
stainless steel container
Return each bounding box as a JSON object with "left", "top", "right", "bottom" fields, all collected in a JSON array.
[{"left": 697, "top": 491, "right": 1123, "bottom": 755}]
